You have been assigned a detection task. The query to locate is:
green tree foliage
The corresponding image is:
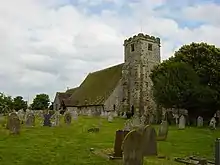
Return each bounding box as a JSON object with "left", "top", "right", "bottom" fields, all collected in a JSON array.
[
  {"left": 13, "top": 96, "right": 28, "bottom": 111},
  {"left": 151, "top": 42, "right": 220, "bottom": 118},
  {"left": 0, "top": 92, "right": 13, "bottom": 113},
  {"left": 31, "top": 94, "right": 50, "bottom": 110}
]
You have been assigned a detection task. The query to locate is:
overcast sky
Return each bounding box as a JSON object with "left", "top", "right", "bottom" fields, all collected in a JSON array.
[{"left": 0, "top": 0, "right": 220, "bottom": 104}]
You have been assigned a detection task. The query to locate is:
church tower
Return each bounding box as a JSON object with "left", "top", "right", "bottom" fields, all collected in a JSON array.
[{"left": 122, "top": 33, "right": 161, "bottom": 116}]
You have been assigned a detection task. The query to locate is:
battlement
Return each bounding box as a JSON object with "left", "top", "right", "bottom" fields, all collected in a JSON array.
[{"left": 124, "top": 33, "right": 160, "bottom": 46}]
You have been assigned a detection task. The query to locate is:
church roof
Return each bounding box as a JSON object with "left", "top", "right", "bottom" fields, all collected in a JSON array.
[
  {"left": 65, "top": 63, "right": 123, "bottom": 107},
  {"left": 55, "top": 92, "right": 72, "bottom": 102},
  {"left": 65, "top": 87, "right": 79, "bottom": 94}
]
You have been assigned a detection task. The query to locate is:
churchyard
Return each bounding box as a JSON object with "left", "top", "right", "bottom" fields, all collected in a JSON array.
[{"left": 0, "top": 111, "right": 219, "bottom": 165}]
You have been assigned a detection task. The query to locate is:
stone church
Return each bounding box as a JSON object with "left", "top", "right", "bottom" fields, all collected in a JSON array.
[{"left": 53, "top": 33, "right": 161, "bottom": 116}]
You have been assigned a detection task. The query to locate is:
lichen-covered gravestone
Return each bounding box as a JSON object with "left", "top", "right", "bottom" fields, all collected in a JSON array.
[
  {"left": 142, "top": 125, "right": 157, "bottom": 156},
  {"left": 64, "top": 112, "right": 72, "bottom": 125},
  {"left": 6, "top": 112, "right": 18, "bottom": 129},
  {"left": 157, "top": 120, "right": 168, "bottom": 141},
  {"left": 7, "top": 112, "right": 21, "bottom": 134},
  {"left": 51, "top": 111, "right": 60, "bottom": 126},
  {"left": 178, "top": 115, "right": 186, "bottom": 130},
  {"left": 197, "top": 116, "right": 203, "bottom": 127},
  {"left": 122, "top": 130, "right": 143, "bottom": 165},
  {"left": 26, "top": 113, "right": 35, "bottom": 127},
  {"left": 43, "top": 111, "right": 52, "bottom": 127}
]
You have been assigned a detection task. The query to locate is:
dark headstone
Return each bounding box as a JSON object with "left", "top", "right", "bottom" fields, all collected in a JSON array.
[
  {"left": 215, "top": 138, "right": 220, "bottom": 165},
  {"left": 64, "top": 112, "right": 72, "bottom": 125},
  {"left": 113, "top": 130, "right": 129, "bottom": 158},
  {"left": 43, "top": 113, "right": 52, "bottom": 127}
]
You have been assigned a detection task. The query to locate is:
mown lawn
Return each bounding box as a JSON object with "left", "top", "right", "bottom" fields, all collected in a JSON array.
[{"left": 0, "top": 116, "right": 219, "bottom": 165}]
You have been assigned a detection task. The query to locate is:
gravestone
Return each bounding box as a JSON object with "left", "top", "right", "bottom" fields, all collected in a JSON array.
[
  {"left": 178, "top": 115, "right": 186, "bottom": 130},
  {"left": 209, "top": 117, "right": 216, "bottom": 130},
  {"left": 6, "top": 112, "right": 18, "bottom": 129},
  {"left": 197, "top": 116, "right": 203, "bottom": 127},
  {"left": 73, "top": 110, "right": 78, "bottom": 120},
  {"left": 122, "top": 112, "right": 127, "bottom": 119},
  {"left": 17, "top": 109, "right": 25, "bottom": 124},
  {"left": 52, "top": 111, "right": 60, "bottom": 126},
  {"left": 108, "top": 113, "right": 113, "bottom": 122},
  {"left": 112, "top": 130, "right": 130, "bottom": 158},
  {"left": 124, "top": 120, "right": 132, "bottom": 131},
  {"left": 26, "top": 112, "right": 35, "bottom": 127},
  {"left": 142, "top": 125, "right": 157, "bottom": 156},
  {"left": 43, "top": 112, "right": 52, "bottom": 127},
  {"left": 8, "top": 112, "right": 20, "bottom": 134},
  {"left": 64, "top": 112, "right": 72, "bottom": 125},
  {"left": 87, "top": 109, "right": 92, "bottom": 116},
  {"left": 149, "top": 114, "right": 155, "bottom": 124},
  {"left": 113, "top": 111, "right": 118, "bottom": 117},
  {"left": 173, "top": 114, "right": 179, "bottom": 125},
  {"left": 132, "top": 115, "right": 141, "bottom": 129},
  {"left": 122, "top": 130, "right": 143, "bottom": 165},
  {"left": 157, "top": 120, "right": 168, "bottom": 141}
]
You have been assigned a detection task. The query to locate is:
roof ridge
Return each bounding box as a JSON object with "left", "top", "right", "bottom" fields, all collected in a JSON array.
[{"left": 91, "top": 63, "right": 124, "bottom": 74}]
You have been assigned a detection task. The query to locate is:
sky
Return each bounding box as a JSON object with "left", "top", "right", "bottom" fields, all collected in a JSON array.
[{"left": 0, "top": 0, "right": 220, "bottom": 104}]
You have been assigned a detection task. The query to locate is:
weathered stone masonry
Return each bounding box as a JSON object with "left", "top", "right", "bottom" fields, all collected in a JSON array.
[{"left": 122, "top": 33, "right": 161, "bottom": 116}]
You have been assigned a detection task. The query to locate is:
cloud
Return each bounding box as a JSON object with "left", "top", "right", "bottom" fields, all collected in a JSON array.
[{"left": 0, "top": 0, "right": 220, "bottom": 103}]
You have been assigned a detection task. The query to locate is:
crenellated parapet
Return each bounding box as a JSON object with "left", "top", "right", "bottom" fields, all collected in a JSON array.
[{"left": 124, "top": 33, "right": 160, "bottom": 46}]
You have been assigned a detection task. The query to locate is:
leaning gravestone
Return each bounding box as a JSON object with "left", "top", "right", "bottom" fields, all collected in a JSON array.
[
  {"left": 197, "top": 116, "right": 203, "bottom": 127},
  {"left": 64, "top": 112, "right": 72, "bottom": 125},
  {"left": 142, "top": 125, "right": 157, "bottom": 156},
  {"left": 178, "top": 115, "right": 186, "bottom": 130},
  {"left": 157, "top": 120, "right": 168, "bottom": 141},
  {"left": 7, "top": 112, "right": 21, "bottom": 134},
  {"left": 26, "top": 113, "right": 35, "bottom": 127},
  {"left": 122, "top": 130, "right": 143, "bottom": 165}
]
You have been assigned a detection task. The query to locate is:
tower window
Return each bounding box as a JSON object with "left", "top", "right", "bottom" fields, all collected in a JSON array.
[
  {"left": 148, "top": 43, "right": 153, "bottom": 51},
  {"left": 131, "top": 43, "right": 135, "bottom": 52}
]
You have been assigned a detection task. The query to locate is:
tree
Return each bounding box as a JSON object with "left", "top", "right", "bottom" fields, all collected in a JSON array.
[
  {"left": 0, "top": 92, "right": 13, "bottom": 114},
  {"left": 13, "top": 96, "right": 28, "bottom": 111},
  {"left": 150, "top": 42, "right": 220, "bottom": 120},
  {"left": 31, "top": 94, "right": 50, "bottom": 110}
]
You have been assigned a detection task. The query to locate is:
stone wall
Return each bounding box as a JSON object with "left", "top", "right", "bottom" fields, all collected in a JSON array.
[
  {"left": 104, "top": 79, "right": 123, "bottom": 112},
  {"left": 67, "top": 106, "right": 104, "bottom": 116},
  {"left": 122, "top": 33, "right": 161, "bottom": 116},
  {"left": 53, "top": 94, "right": 61, "bottom": 110}
]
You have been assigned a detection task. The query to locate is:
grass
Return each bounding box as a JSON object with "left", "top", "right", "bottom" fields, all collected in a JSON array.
[{"left": 0, "top": 116, "right": 219, "bottom": 165}]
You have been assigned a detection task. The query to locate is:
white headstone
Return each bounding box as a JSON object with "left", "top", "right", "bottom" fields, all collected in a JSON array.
[
  {"left": 197, "top": 116, "right": 203, "bottom": 127},
  {"left": 72, "top": 110, "right": 78, "bottom": 120},
  {"left": 122, "top": 112, "right": 127, "bottom": 119},
  {"left": 173, "top": 114, "right": 179, "bottom": 125},
  {"left": 108, "top": 114, "right": 113, "bottom": 122},
  {"left": 113, "top": 111, "right": 118, "bottom": 117},
  {"left": 178, "top": 115, "right": 186, "bottom": 129},
  {"left": 88, "top": 109, "right": 92, "bottom": 116},
  {"left": 209, "top": 117, "right": 216, "bottom": 129}
]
